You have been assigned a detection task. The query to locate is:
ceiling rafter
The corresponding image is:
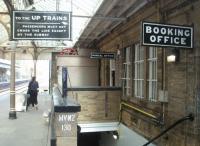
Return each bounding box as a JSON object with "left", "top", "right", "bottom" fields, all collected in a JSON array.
[
  {"left": 78, "top": 0, "right": 120, "bottom": 40},
  {"left": 75, "top": 0, "right": 150, "bottom": 49}
]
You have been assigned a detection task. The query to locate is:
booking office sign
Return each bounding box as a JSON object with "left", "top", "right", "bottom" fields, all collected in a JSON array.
[
  {"left": 12, "top": 11, "right": 71, "bottom": 40},
  {"left": 142, "top": 22, "right": 193, "bottom": 48}
]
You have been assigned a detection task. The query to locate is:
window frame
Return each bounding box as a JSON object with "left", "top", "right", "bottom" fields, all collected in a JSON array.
[
  {"left": 121, "top": 46, "right": 132, "bottom": 97},
  {"left": 120, "top": 43, "right": 158, "bottom": 102},
  {"left": 147, "top": 47, "right": 157, "bottom": 101},
  {"left": 134, "top": 44, "right": 144, "bottom": 99}
]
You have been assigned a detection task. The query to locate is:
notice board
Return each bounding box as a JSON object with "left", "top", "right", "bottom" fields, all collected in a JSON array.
[{"left": 12, "top": 11, "right": 71, "bottom": 40}]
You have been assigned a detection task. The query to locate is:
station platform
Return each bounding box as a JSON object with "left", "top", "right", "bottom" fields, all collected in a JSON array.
[{"left": 0, "top": 92, "right": 51, "bottom": 146}]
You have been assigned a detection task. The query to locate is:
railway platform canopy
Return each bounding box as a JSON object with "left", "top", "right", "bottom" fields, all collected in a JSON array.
[
  {"left": 0, "top": 0, "right": 145, "bottom": 50},
  {"left": 0, "top": 0, "right": 105, "bottom": 50}
]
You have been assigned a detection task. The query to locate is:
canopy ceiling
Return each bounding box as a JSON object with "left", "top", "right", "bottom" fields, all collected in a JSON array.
[
  {"left": 0, "top": 0, "right": 104, "bottom": 51},
  {"left": 75, "top": 0, "right": 149, "bottom": 49},
  {"left": 0, "top": 0, "right": 150, "bottom": 52}
]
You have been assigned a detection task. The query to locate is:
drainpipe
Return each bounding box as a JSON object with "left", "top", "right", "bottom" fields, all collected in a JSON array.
[{"left": 160, "top": 0, "right": 167, "bottom": 125}]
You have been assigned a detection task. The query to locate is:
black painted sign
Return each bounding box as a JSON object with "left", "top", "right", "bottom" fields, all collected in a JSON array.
[
  {"left": 142, "top": 22, "right": 193, "bottom": 48},
  {"left": 12, "top": 11, "right": 71, "bottom": 40},
  {"left": 90, "top": 52, "right": 115, "bottom": 59}
]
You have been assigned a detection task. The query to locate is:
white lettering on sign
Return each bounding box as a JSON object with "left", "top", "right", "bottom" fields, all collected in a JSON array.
[
  {"left": 31, "top": 16, "right": 41, "bottom": 20},
  {"left": 58, "top": 114, "right": 75, "bottom": 122},
  {"left": 15, "top": 16, "right": 30, "bottom": 20},
  {"left": 145, "top": 26, "right": 191, "bottom": 37},
  {"left": 142, "top": 21, "right": 194, "bottom": 48},
  {"left": 61, "top": 124, "right": 72, "bottom": 131},
  {"left": 150, "top": 35, "right": 156, "bottom": 42},
  {"left": 149, "top": 35, "right": 187, "bottom": 44},
  {"left": 184, "top": 30, "right": 190, "bottom": 37},
  {"left": 42, "top": 15, "right": 68, "bottom": 21},
  {"left": 146, "top": 26, "right": 152, "bottom": 33}
]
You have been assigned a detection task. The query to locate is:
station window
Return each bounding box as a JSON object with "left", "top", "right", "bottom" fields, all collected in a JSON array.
[
  {"left": 121, "top": 47, "right": 132, "bottom": 96},
  {"left": 109, "top": 60, "right": 116, "bottom": 86},
  {"left": 147, "top": 47, "right": 157, "bottom": 101},
  {"left": 134, "top": 44, "right": 157, "bottom": 101},
  {"left": 121, "top": 44, "right": 157, "bottom": 101},
  {"left": 134, "top": 44, "right": 144, "bottom": 99}
]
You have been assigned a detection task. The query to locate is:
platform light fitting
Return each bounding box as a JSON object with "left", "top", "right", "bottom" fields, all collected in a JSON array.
[
  {"left": 167, "top": 55, "right": 176, "bottom": 62},
  {"left": 167, "top": 48, "right": 180, "bottom": 63},
  {"left": 112, "top": 131, "right": 119, "bottom": 140}
]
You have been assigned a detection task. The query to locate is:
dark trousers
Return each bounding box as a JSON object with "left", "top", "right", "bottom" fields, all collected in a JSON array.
[{"left": 27, "top": 90, "right": 38, "bottom": 107}]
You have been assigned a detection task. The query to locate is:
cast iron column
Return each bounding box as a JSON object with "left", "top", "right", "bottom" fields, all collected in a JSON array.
[{"left": 9, "top": 41, "right": 17, "bottom": 119}]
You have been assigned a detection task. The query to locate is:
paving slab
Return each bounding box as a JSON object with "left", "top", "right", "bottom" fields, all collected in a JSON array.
[{"left": 0, "top": 93, "right": 51, "bottom": 146}]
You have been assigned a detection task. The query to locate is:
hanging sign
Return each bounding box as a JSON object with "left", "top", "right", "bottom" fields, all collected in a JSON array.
[
  {"left": 59, "top": 48, "right": 78, "bottom": 55},
  {"left": 142, "top": 22, "right": 193, "bottom": 48},
  {"left": 12, "top": 11, "right": 71, "bottom": 40},
  {"left": 90, "top": 52, "right": 115, "bottom": 59}
]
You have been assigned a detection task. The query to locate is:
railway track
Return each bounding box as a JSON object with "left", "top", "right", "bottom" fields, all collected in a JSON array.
[{"left": 0, "top": 83, "right": 28, "bottom": 96}]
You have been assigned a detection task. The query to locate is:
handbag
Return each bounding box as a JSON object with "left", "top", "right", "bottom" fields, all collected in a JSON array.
[
  {"left": 26, "top": 93, "right": 30, "bottom": 99},
  {"left": 26, "top": 88, "right": 31, "bottom": 98}
]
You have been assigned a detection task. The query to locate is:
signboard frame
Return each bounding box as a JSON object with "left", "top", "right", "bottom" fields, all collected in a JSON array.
[
  {"left": 90, "top": 52, "right": 116, "bottom": 59},
  {"left": 142, "top": 21, "right": 194, "bottom": 48},
  {"left": 12, "top": 10, "right": 72, "bottom": 40}
]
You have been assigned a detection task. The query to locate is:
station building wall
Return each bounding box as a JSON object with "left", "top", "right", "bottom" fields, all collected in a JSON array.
[
  {"left": 97, "top": 0, "right": 200, "bottom": 145},
  {"left": 51, "top": 49, "right": 100, "bottom": 92}
]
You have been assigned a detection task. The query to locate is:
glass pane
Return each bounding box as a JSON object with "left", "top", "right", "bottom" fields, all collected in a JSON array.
[
  {"left": 148, "top": 47, "right": 157, "bottom": 101},
  {"left": 0, "top": 0, "right": 8, "bottom": 12},
  {"left": 0, "top": 23, "right": 8, "bottom": 45}
]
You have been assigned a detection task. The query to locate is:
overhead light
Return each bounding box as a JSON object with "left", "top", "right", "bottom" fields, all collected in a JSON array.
[
  {"left": 167, "top": 48, "right": 180, "bottom": 63},
  {"left": 167, "top": 55, "right": 176, "bottom": 62},
  {"left": 112, "top": 131, "right": 119, "bottom": 140}
]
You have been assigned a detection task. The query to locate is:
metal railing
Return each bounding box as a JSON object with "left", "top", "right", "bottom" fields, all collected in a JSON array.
[{"left": 143, "top": 113, "right": 194, "bottom": 146}]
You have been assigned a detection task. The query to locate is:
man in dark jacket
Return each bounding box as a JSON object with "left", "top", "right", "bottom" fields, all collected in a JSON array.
[{"left": 27, "top": 76, "right": 39, "bottom": 110}]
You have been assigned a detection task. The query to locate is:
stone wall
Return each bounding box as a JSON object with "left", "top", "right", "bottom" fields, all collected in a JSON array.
[
  {"left": 97, "top": 0, "right": 200, "bottom": 145},
  {"left": 67, "top": 90, "right": 121, "bottom": 123}
]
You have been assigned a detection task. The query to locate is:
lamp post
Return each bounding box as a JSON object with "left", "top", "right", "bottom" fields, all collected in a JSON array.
[{"left": 9, "top": 41, "right": 17, "bottom": 119}]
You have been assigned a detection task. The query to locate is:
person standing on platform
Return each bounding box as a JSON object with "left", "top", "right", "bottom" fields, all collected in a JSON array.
[{"left": 27, "top": 76, "right": 39, "bottom": 110}]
